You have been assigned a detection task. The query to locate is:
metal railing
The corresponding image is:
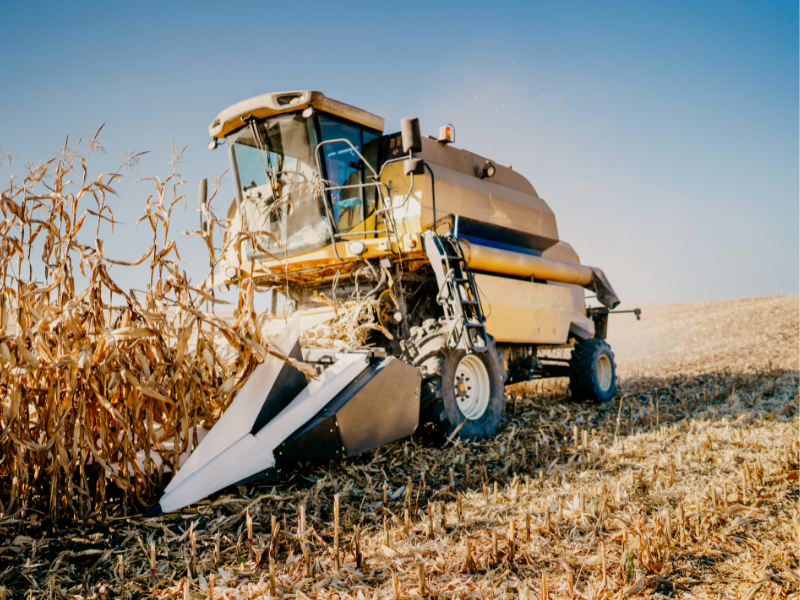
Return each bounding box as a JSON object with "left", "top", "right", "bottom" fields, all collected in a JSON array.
[{"left": 313, "top": 138, "right": 422, "bottom": 260}]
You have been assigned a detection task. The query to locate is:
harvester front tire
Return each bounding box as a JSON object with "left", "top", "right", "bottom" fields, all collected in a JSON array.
[
  {"left": 408, "top": 320, "right": 506, "bottom": 442},
  {"left": 569, "top": 339, "right": 616, "bottom": 402}
]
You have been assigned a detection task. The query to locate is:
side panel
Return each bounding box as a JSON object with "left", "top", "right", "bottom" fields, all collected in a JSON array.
[
  {"left": 336, "top": 358, "right": 420, "bottom": 455},
  {"left": 379, "top": 161, "right": 423, "bottom": 237},
  {"left": 378, "top": 136, "right": 561, "bottom": 250},
  {"left": 418, "top": 165, "right": 559, "bottom": 252},
  {"left": 542, "top": 241, "right": 595, "bottom": 340},
  {"left": 276, "top": 415, "right": 344, "bottom": 461},
  {"left": 274, "top": 357, "right": 420, "bottom": 461},
  {"left": 474, "top": 274, "right": 573, "bottom": 344}
]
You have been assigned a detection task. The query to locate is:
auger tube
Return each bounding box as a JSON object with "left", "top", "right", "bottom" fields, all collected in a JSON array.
[{"left": 459, "top": 240, "right": 593, "bottom": 285}]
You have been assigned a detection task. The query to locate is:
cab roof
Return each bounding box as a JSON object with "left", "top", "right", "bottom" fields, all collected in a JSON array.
[{"left": 208, "top": 91, "right": 385, "bottom": 138}]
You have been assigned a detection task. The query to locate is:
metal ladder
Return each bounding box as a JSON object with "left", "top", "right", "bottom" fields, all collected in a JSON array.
[{"left": 423, "top": 231, "right": 488, "bottom": 353}]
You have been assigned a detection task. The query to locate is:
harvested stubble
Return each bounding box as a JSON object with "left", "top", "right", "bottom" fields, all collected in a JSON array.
[
  {"left": 1, "top": 144, "right": 799, "bottom": 598},
  {"left": 2, "top": 303, "right": 797, "bottom": 599}
]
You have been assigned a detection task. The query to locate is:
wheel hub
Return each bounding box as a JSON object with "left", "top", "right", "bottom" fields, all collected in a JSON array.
[
  {"left": 453, "top": 354, "right": 491, "bottom": 420},
  {"left": 597, "top": 354, "right": 613, "bottom": 391}
]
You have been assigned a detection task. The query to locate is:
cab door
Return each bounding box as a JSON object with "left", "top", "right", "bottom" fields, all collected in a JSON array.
[{"left": 318, "top": 115, "right": 380, "bottom": 236}]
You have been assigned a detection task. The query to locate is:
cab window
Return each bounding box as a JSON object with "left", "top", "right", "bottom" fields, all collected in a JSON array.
[{"left": 318, "top": 115, "right": 379, "bottom": 233}]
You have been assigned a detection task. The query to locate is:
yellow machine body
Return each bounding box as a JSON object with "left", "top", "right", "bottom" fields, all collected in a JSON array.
[{"left": 209, "top": 91, "right": 615, "bottom": 346}]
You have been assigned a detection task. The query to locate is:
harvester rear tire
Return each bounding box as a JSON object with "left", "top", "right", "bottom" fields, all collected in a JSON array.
[
  {"left": 569, "top": 338, "right": 616, "bottom": 402},
  {"left": 407, "top": 320, "right": 506, "bottom": 443}
]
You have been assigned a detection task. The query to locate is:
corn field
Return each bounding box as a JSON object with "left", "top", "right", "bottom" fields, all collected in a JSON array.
[{"left": 0, "top": 134, "right": 290, "bottom": 523}]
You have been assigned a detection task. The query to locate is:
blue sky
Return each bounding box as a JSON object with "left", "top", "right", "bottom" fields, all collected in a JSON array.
[{"left": 1, "top": 0, "right": 797, "bottom": 303}]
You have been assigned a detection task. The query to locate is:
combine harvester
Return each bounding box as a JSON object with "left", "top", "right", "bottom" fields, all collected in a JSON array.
[{"left": 154, "top": 91, "right": 636, "bottom": 514}]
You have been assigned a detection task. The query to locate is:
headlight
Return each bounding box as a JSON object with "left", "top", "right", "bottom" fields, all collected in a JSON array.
[
  {"left": 348, "top": 241, "right": 367, "bottom": 256},
  {"left": 479, "top": 161, "right": 496, "bottom": 179}
]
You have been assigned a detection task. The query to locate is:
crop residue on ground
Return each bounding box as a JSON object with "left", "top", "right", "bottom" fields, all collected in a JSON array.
[{"left": 1, "top": 293, "right": 797, "bottom": 598}]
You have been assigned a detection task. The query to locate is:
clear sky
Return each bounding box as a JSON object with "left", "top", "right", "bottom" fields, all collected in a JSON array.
[{"left": 1, "top": 0, "right": 797, "bottom": 304}]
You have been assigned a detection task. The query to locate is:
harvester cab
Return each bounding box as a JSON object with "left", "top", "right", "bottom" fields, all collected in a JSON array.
[{"left": 153, "top": 90, "right": 633, "bottom": 514}]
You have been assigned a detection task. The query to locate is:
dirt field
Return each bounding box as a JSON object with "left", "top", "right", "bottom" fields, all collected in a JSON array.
[
  {"left": 1, "top": 295, "right": 797, "bottom": 599},
  {"left": 608, "top": 295, "right": 798, "bottom": 378}
]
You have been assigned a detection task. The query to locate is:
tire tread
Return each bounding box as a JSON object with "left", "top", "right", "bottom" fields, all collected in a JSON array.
[
  {"left": 406, "top": 321, "right": 505, "bottom": 442},
  {"left": 569, "top": 338, "right": 617, "bottom": 402}
]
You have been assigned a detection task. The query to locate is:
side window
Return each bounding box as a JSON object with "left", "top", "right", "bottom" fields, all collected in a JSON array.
[
  {"left": 319, "top": 116, "right": 364, "bottom": 232},
  {"left": 362, "top": 130, "right": 380, "bottom": 217},
  {"left": 318, "top": 116, "right": 382, "bottom": 233}
]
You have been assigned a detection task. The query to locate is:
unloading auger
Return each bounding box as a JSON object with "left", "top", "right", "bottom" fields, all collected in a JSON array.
[{"left": 154, "top": 91, "right": 638, "bottom": 513}]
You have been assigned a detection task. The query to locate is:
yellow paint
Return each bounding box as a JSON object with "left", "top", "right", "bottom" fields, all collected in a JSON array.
[
  {"left": 213, "top": 156, "right": 431, "bottom": 284},
  {"left": 460, "top": 240, "right": 594, "bottom": 286},
  {"left": 474, "top": 273, "right": 572, "bottom": 344},
  {"left": 379, "top": 162, "right": 425, "bottom": 236},
  {"left": 341, "top": 210, "right": 378, "bottom": 239}
]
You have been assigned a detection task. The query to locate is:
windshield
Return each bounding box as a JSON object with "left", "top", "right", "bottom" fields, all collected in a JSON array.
[{"left": 228, "top": 112, "right": 331, "bottom": 257}]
